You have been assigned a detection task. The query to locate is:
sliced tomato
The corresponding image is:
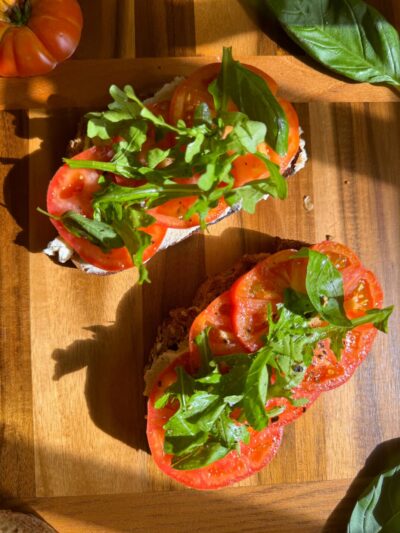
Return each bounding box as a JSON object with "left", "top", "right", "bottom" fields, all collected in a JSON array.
[
  {"left": 170, "top": 62, "right": 278, "bottom": 126},
  {"left": 148, "top": 176, "right": 228, "bottom": 229},
  {"left": 147, "top": 352, "right": 283, "bottom": 490},
  {"left": 47, "top": 146, "right": 167, "bottom": 271},
  {"left": 300, "top": 268, "right": 383, "bottom": 392},
  {"left": 265, "top": 390, "right": 320, "bottom": 429},
  {"left": 230, "top": 242, "right": 383, "bottom": 391},
  {"left": 188, "top": 291, "right": 248, "bottom": 371},
  {"left": 231, "top": 249, "right": 307, "bottom": 351},
  {"left": 231, "top": 98, "right": 300, "bottom": 187}
]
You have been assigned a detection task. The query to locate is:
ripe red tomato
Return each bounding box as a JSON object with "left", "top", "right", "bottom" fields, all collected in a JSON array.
[
  {"left": 146, "top": 352, "right": 284, "bottom": 490},
  {"left": 188, "top": 291, "right": 249, "bottom": 372},
  {"left": 47, "top": 146, "right": 166, "bottom": 271},
  {"left": 300, "top": 268, "right": 383, "bottom": 392},
  {"left": 148, "top": 181, "right": 228, "bottom": 229},
  {"left": 0, "top": 0, "right": 83, "bottom": 77},
  {"left": 230, "top": 242, "right": 383, "bottom": 391}
]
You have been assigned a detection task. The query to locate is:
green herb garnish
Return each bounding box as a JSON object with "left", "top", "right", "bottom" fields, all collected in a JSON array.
[
  {"left": 42, "top": 48, "right": 291, "bottom": 282},
  {"left": 256, "top": 0, "right": 400, "bottom": 90},
  {"left": 156, "top": 251, "right": 393, "bottom": 470}
]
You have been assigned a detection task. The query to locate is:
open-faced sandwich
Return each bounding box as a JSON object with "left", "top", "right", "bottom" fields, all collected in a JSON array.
[
  {"left": 42, "top": 48, "right": 307, "bottom": 281},
  {"left": 144, "top": 239, "right": 393, "bottom": 490}
]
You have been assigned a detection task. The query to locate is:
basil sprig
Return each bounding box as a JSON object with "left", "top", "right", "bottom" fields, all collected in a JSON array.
[
  {"left": 261, "top": 0, "right": 400, "bottom": 89},
  {"left": 156, "top": 251, "right": 393, "bottom": 470},
  {"left": 210, "top": 47, "right": 289, "bottom": 155}
]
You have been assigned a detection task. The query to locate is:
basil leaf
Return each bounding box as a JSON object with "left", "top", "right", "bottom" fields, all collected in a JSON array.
[
  {"left": 213, "top": 47, "right": 289, "bottom": 155},
  {"left": 299, "top": 248, "right": 352, "bottom": 327},
  {"left": 348, "top": 464, "right": 400, "bottom": 532},
  {"left": 37, "top": 208, "right": 124, "bottom": 251},
  {"left": 264, "top": 0, "right": 400, "bottom": 88},
  {"left": 284, "top": 287, "right": 315, "bottom": 317},
  {"left": 243, "top": 348, "right": 271, "bottom": 431},
  {"left": 171, "top": 441, "right": 230, "bottom": 470}
]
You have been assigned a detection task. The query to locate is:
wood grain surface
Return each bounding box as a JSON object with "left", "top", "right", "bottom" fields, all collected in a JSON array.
[{"left": 1, "top": 1, "right": 400, "bottom": 532}]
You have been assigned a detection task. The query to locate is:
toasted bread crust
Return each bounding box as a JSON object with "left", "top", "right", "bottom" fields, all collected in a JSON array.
[{"left": 148, "top": 237, "right": 310, "bottom": 367}]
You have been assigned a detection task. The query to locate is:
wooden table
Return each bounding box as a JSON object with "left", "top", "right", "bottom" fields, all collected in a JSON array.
[{"left": 0, "top": 1, "right": 399, "bottom": 531}]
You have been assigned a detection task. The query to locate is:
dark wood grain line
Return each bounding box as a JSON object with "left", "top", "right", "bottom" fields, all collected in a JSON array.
[
  {"left": 3, "top": 478, "right": 361, "bottom": 532},
  {"left": 0, "top": 111, "right": 35, "bottom": 498},
  {"left": 135, "top": 0, "right": 195, "bottom": 57},
  {"left": 166, "top": 0, "right": 196, "bottom": 56}
]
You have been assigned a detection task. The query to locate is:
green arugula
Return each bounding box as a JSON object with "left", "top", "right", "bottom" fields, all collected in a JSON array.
[
  {"left": 156, "top": 251, "right": 393, "bottom": 470},
  {"left": 48, "top": 49, "right": 291, "bottom": 282}
]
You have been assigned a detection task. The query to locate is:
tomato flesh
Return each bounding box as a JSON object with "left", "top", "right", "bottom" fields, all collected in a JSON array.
[
  {"left": 47, "top": 146, "right": 166, "bottom": 271},
  {"left": 147, "top": 352, "right": 283, "bottom": 490},
  {"left": 148, "top": 177, "right": 228, "bottom": 229},
  {"left": 230, "top": 242, "right": 383, "bottom": 391}
]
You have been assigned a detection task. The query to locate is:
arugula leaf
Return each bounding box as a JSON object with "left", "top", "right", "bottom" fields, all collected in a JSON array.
[
  {"left": 348, "top": 463, "right": 400, "bottom": 532},
  {"left": 212, "top": 47, "right": 289, "bottom": 155},
  {"left": 263, "top": 0, "right": 400, "bottom": 89}
]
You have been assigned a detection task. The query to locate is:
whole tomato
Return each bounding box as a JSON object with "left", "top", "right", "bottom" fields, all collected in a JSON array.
[{"left": 0, "top": 0, "right": 83, "bottom": 77}]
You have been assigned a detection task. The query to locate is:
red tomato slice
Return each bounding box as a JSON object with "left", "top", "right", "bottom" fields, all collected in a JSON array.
[
  {"left": 230, "top": 242, "right": 383, "bottom": 391},
  {"left": 148, "top": 177, "right": 228, "bottom": 229},
  {"left": 147, "top": 352, "right": 284, "bottom": 490},
  {"left": 231, "top": 249, "right": 307, "bottom": 351},
  {"left": 47, "top": 146, "right": 166, "bottom": 271},
  {"left": 265, "top": 390, "right": 320, "bottom": 429},
  {"left": 188, "top": 291, "right": 249, "bottom": 371},
  {"left": 300, "top": 268, "right": 383, "bottom": 392},
  {"left": 231, "top": 98, "right": 300, "bottom": 187},
  {"left": 170, "top": 62, "right": 278, "bottom": 126}
]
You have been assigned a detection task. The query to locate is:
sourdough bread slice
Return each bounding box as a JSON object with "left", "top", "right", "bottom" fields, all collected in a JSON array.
[{"left": 144, "top": 236, "right": 310, "bottom": 394}]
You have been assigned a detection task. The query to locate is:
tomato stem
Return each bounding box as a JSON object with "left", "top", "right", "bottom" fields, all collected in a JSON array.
[{"left": 6, "top": 0, "right": 31, "bottom": 26}]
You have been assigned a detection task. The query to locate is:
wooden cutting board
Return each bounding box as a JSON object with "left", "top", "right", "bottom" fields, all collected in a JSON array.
[{"left": 0, "top": 54, "right": 399, "bottom": 532}]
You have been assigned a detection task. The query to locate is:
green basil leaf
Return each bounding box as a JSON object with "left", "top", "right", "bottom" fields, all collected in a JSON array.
[
  {"left": 164, "top": 433, "right": 209, "bottom": 456},
  {"left": 284, "top": 287, "right": 315, "bottom": 317},
  {"left": 171, "top": 441, "right": 230, "bottom": 470},
  {"left": 264, "top": 0, "right": 400, "bottom": 88},
  {"left": 213, "top": 47, "right": 289, "bottom": 154},
  {"left": 243, "top": 348, "right": 271, "bottom": 431},
  {"left": 348, "top": 464, "right": 400, "bottom": 532},
  {"left": 38, "top": 208, "right": 124, "bottom": 251},
  {"left": 300, "top": 248, "right": 352, "bottom": 327}
]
